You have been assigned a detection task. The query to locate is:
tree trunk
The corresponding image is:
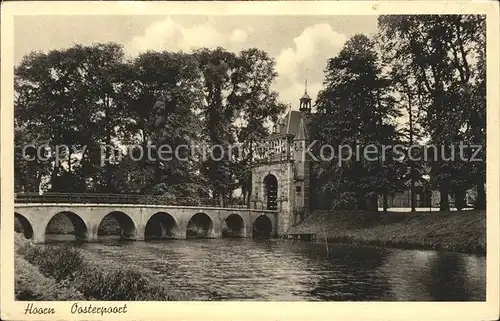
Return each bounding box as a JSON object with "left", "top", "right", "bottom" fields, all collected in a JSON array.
[
  {"left": 439, "top": 185, "right": 450, "bottom": 211},
  {"left": 104, "top": 94, "right": 113, "bottom": 193},
  {"left": 369, "top": 193, "right": 380, "bottom": 220},
  {"left": 35, "top": 170, "right": 42, "bottom": 194},
  {"left": 68, "top": 149, "right": 72, "bottom": 173},
  {"left": 410, "top": 177, "right": 416, "bottom": 212},
  {"left": 246, "top": 189, "right": 252, "bottom": 208},
  {"left": 219, "top": 193, "right": 224, "bottom": 207},
  {"left": 407, "top": 90, "right": 416, "bottom": 213},
  {"left": 475, "top": 178, "right": 486, "bottom": 210},
  {"left": 357, "top": 196, "right": 366, "bottom": 210},
  {"left": 382, "top": 191, "right": 388, "bottom": 214},
  {"left": 454, "top": 188, "right": 466, "bottom": 211}
]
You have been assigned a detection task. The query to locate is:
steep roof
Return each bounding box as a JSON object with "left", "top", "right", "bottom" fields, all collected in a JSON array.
[
  {"left": 300, "top": 92, "right": 311, "bottom": 100},
  {"left": 278, "top": 110, "right": 303, "bottom": 136},
  {"left": 295, "top": 118, "right": 307, "bottom": 140}
]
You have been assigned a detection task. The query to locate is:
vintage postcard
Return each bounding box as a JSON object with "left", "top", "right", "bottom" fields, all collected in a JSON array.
[{"left": 1, "top": 1, "right": 499, "bottom": 320}]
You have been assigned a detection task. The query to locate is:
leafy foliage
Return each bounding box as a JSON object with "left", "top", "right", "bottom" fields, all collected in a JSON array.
[
  {"left": 15, "top": 256, "right": 85, "bottom": 301},
  {"left": 24, "top": 244, "right": 84, "bottom": 282},
  {"left": 311, "top": 16, "right": 486, "bottom": 213},
  {"left": 15, "top": 44, "right": 283, "bottom": 202},
  {"left": 312, "top": 34, "right": 402, "bottom": 212},
  {"left": 18, "top": 240, "right": 177, "bottom": 300},
  {"left": 378, "top": 15, "right": 486, "bottom": 210},
  {"left": 75, "top": 265, "right": 175, "bottom": 300}
]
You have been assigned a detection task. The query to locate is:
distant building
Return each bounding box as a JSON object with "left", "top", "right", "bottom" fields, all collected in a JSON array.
[
  {"left": 378, "top": 181, "right": 433, "bottom": 209},
  {"left": 378, "top": 177, "right": 480, "bottom": 210}
]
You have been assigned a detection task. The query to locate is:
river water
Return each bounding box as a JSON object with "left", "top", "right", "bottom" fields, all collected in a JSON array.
[{"left": 64, "top": 238, "right": 486, "bottom": 301}]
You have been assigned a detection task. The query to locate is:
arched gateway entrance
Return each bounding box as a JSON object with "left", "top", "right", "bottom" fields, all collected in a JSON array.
[{"left": 264, "top": 174, "right": 278, "bottom": 210}]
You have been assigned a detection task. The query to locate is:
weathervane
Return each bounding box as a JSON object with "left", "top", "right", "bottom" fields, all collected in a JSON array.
[{"left": 305, "top": 68, "right": 308, "bottom": 94}]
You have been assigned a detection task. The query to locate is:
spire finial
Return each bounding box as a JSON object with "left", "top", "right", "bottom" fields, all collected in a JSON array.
[{"left": 305, "top": 69, "right": 308, "bottom": 94}]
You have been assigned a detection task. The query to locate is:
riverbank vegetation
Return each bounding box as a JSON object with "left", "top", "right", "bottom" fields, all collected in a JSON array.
[
  {"left": 14, "top": 234, "right": 178, "bottom": 300},
  {"left": 288, "top": 210, "right": 485, "bottom": 254}
]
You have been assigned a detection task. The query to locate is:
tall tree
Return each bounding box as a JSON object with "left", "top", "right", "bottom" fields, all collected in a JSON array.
[
  {"left": 145, "top": 52, "right": 207, "bottom": 199},
  {"left": 78, "top": 43, "right": 127, "bottom": 192},
  {"left": 15, "top": 44, "right": 287, "bottom": 202},
  {"left": 15, "top": 43, "right": 128, "bottom": 193},
  {"left": 313, "top": 34, "right": 401, "bottom": 215},
  {"left": 379, "top": 44, "right": 428, "bottom": 212},
  {"left": 233, "top": 48, "right": 286, "bottom": 205},
  {"left": 378, "top": 15, "right": 486, "bottom": 210},
  {"left": 194, "top": 47, "right": 241, "bottom": 206}
]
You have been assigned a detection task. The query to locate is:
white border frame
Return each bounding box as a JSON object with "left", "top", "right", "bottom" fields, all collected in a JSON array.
[{"left": 1, "top": 2, "right": 499, "bottom": 320}]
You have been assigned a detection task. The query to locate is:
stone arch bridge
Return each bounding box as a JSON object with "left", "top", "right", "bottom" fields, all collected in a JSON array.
[{"left": 14, "top": 203, "right": 277, "bottom": 244}]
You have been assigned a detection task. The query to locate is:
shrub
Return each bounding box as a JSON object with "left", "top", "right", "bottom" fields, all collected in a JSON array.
[
  {"left": 75, "top": 266, "right": 175, "bottom": 300},
  {"left": 21, "top": 242, "right": 177, "bottom": 301},
  {"left": 97, "top": 218, "right": 121, "bottom": 235},
  {"left": 15, "top": 232, "right": 32, "bottom": 255},
  {"left": 24, "top": 244, "right": 84, "bottom": 282},
  {"left": 15, "top": 257, "right": 85, "bottom": 301}
]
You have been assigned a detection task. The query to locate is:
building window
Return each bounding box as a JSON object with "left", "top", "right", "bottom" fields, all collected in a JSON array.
[{"left": 296, "top": 185, "right": 302, "bottom": 194}]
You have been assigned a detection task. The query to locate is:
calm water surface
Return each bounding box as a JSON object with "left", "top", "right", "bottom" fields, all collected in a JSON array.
[{"left": 73, "top": 238, "right": 485, "bottom": 301}]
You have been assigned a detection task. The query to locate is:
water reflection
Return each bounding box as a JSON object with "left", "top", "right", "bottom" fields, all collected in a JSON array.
[
  {"left": 380, "top": 249, "right": 486, "bottom": 301},
  {"left": 77, "top": 239, "right": 485, "bottom": 301}
]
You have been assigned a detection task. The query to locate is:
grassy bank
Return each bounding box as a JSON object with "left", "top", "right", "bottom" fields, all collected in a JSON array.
[
  {"left": 14, "top": 234, "right": 179, "bottom": 301},
  {"left": 287, "top": 210, "right": 486, "bottom": 254}
]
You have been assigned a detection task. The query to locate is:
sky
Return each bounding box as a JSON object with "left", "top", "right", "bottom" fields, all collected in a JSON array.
[{"left": 14, "top": 15, "right": 379, "bottom": 110}]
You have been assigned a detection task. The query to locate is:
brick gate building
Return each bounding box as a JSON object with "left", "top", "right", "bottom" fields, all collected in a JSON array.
[{"left": 250, "top": 82, "right": 314, "bottom": 235}]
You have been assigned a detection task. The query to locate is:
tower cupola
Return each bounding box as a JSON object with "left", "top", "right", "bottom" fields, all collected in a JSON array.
[{"left": 299, "top": 71, "right": 312, "bottom": 113}]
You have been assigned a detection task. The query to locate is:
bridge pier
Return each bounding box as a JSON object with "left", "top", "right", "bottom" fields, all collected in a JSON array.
[
  {"left": 86, "top": 225, "right": 100, "bottom": 242},
  {"left": 33, "top": 233, "right": 45, "bottom": 244},
  {"left": 210, "top": 226, "right": 222, "bottom": 238},
  {"left": 174, "top": 229, "right": 187, "bottom": 240},
  {"left": 31, "top": 224, "right": 48, "bottom": 244},
  {"left": 134, "top": 227, "right": 145, "bottom": 241}
]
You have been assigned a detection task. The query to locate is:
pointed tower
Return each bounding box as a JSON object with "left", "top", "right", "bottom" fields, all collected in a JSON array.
[
  {"left": 293, "top": 76, "right": 311, "bottom": 223},
  {"left": 299, "top": 71, "right": 312, "bottom": 114}
]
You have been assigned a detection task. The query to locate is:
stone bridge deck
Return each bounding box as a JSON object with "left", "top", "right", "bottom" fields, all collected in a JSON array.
[{"left": 14, "top": 203, "right": 278, "bottom": 244}]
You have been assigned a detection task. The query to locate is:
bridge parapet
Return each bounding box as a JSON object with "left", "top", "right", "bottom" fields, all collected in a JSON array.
[{"left": 15, "top": 193, "right": 249, "bottom": 209}]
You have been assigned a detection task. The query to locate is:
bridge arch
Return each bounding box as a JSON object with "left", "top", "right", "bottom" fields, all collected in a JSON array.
[
  {"left": 145, "top": 212, "right": 178, "bottom": 240},
  {"left": 97, "top": 211, "right": 137, "bottom": 240},
  {"left": 186, "top": 212, "right": 214, "bottom": 238},
  {"left": 13, "top": 204, "right": 277, "bottom": 242},
  {"left": 15, "top": 213, "right": 34, "bottom": 239},
  {"left": 45, "top": 211, "right": 88, "bottom": 242},
  {"left": 253, "top": 215, "right": 273, "bottom": 238},
  {"left": 223, "top": 214, "right": 245, "bottom": 238},
  {"left": 263, "top": 174, "right": 278, "bottom": 210}
]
